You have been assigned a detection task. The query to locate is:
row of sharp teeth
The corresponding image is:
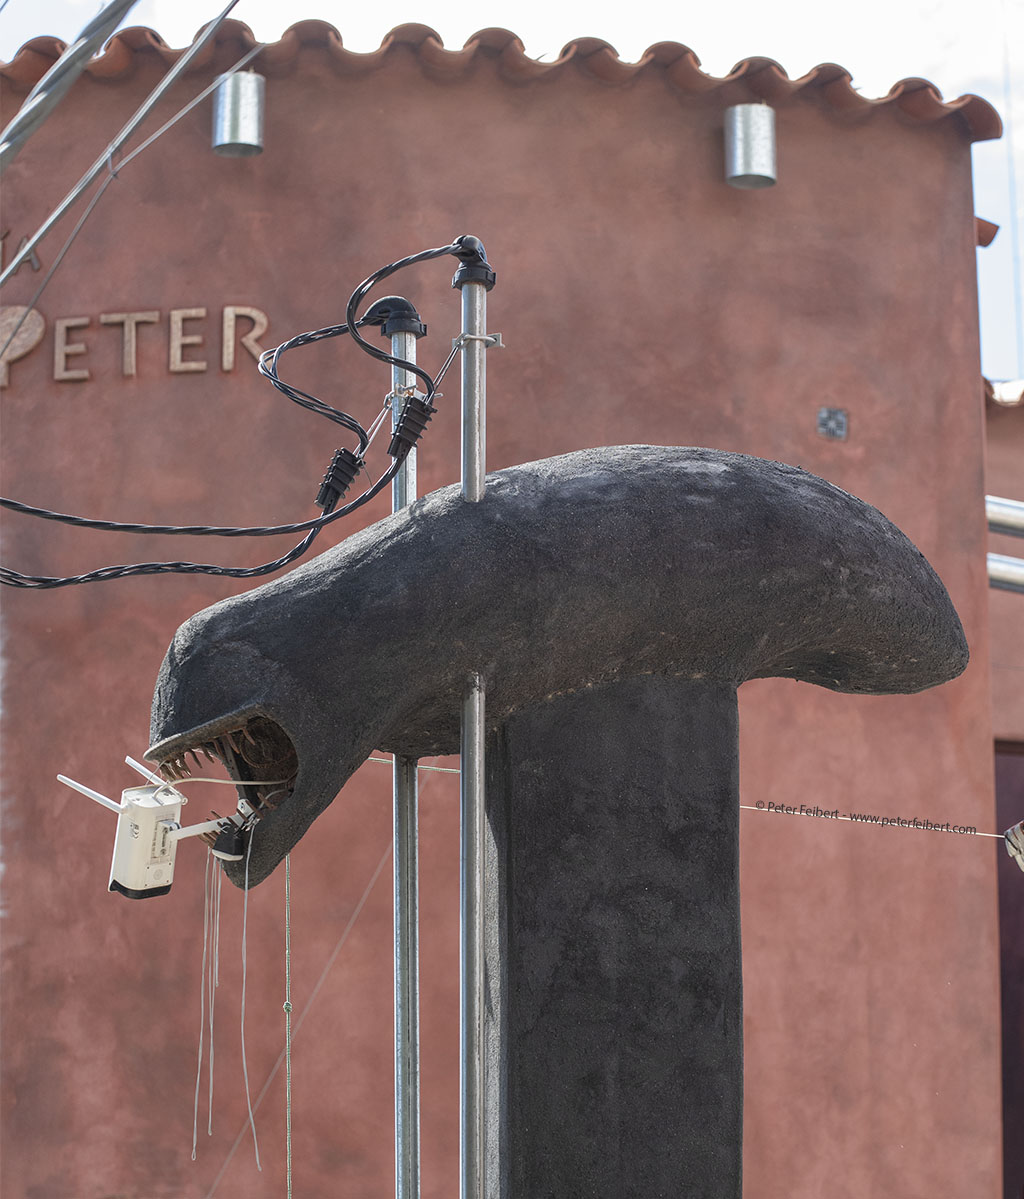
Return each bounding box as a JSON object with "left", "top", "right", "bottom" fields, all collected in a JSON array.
[{"left": 159, "top": 728, "right": 255, "bottom": 781}]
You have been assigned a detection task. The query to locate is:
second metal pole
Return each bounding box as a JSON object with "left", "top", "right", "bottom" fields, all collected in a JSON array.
[
  {"left": 460, "top": 672, "right": 486, "bottom": 1199},
  {"left": 458, "top": 263, "right": 490, "bottom": 1198},
  {"left": 392, "top": 326, "right": 420, "bottom": 1199},
  {"left": 461, "top": 281, "right": 487, "bottom": 502}
]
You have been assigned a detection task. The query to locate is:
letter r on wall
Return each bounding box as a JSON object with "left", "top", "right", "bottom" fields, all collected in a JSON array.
[{"left": 222, "top": 306, "right": 269, "bottom": 372}]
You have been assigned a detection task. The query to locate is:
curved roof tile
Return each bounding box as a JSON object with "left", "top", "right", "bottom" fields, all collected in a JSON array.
[{"left": 0, "top": 19, "right": 1002, "bottom": 142}]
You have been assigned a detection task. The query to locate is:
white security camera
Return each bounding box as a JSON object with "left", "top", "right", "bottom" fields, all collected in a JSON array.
[{"left": 58, "top": 757, "right": 251, "bottom": 898}]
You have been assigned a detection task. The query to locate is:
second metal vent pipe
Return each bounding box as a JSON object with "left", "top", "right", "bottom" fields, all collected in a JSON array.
[
  {"left": 452, "top": 236, "right": 496, "bottom": 1199},
  {"left": 383, "top": 300, "right": 427, "bottom": 1199}
]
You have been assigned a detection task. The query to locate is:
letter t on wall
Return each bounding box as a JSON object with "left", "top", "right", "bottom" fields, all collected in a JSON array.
[{"left": 100, "top": 311, "right": 159, "bottom": 377}]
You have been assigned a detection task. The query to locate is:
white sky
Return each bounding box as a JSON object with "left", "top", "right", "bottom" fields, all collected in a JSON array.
[{"left": 2, "top": 0, "right": 1022, "bottom": 377}]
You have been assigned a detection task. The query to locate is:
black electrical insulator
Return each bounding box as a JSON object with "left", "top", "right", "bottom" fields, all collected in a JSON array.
[
  {"left": 387, "top": 395, "right": 437, "bottom": 458},
  {"left": 451, "top": 234, "right": 496, "bottom": 291},
  {"left": 316, "top": 448, "right": 363, "bottom": 513},
  {"left": 361, "top": 295, "right": 427, "bottom": 339}
]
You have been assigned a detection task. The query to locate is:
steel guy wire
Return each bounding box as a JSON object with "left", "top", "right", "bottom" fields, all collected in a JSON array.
[
  {"left": 0, "top": 0, "right": 241, "bottom": 287},
  {"left": 0, "top": 0, "right": 142, "bottom": 172},
  {"left": 197, "top": 751, "right": 1009, "bottom": 1196},
  {"left": 240, "top": 834, "right": 262, "bottom": 1172},
  {"left": 369, "top": 756, "right": 461, "bottom": 775},
  {"left": 117, "top": 41, "right": 265, "bottom": 171},
  {"left": 193, "top": 850, "right": 213, "bottom": 1161},
  {"left": 366, "top": 754, "right": 1009, "bottom": 829},
  {"left": 0, "top": 239, "right": 472, "bottom": 585},
  {"left": 738, "top": 803, "right": 1005, "bottom": 837},
  {"left": 203, "top": 841, "right": 392, "bottom": 1199},
  {"left": 0, "top": 40, "right": 265, "bottom": 364},
  {"left": 209, "top": 864, "right": 223, "bottom": 1134},
  {"left": 0, "top": 171, "right": 115, "bottom": 363}
]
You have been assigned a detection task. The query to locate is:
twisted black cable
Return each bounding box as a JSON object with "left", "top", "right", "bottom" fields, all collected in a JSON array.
[
  {"left": 0, "top": 453, "right": 406, "bottom": 588},
  {"left": 0, "top": 239, "right": 467, "bottom": 587},
  {"left": 257, "top": 320, "right": 371, "bottom": 452},
  {"left": 1, "top": 319, "right": 378, "bottom": 539},
  {"left": 345, "top": 241, "right": 462, "bottom": 396}
]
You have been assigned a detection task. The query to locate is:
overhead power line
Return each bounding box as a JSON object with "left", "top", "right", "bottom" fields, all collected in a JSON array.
[
  {"left": 0, "top": 0, "right": 141, "bottom": 173},
  {"left": 0, "top": 0, "right": 241, "bottom": 288},
  {"left": 0, "top": 39, "right": 265, "bottom": 364}
]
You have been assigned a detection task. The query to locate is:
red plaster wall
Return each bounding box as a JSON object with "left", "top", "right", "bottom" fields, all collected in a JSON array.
[{"left": 0, "top": 32, "right": 1003, "bottom": 1198}]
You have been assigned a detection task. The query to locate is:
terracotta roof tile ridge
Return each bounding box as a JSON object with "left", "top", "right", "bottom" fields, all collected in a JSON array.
[{"left": 0, "top": 19, "right": 1001, "bottom": 142}]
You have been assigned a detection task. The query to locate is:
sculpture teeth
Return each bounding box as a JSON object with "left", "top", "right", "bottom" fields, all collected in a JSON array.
[
  {"left": 156, "top": 726, "right": 297, "bottom": 807},
  {"left": 162, "top": 755, "right": 191, "bottom": 780}
]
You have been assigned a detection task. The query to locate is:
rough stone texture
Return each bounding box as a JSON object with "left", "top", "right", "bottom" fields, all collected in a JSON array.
[
  {"left": 147, "top": 445, "right": 968, "bottom": 889},
  {"left": 484, "top": 677, "right": 742, "bottom": 1199}
]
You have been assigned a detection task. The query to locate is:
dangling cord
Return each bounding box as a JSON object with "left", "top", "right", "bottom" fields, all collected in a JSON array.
[
  {"left": 192, "top": 850, "right": 212, "bottom": 1160},
  {"left": 207, "top": 863, "right": 223, "bottom": 1135},
  {"left": 284, "top": 854, "right": 294, "bottom": 1199},
  {"left": 241, "top": 835, "right": 262, "bottom": 1171}
]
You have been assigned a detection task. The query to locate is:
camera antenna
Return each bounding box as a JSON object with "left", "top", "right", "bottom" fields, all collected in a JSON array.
[{"left": 56, "top": 774, "right": 123, "bottom": 814}]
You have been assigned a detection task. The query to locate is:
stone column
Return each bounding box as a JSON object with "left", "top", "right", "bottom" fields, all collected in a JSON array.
[{"left": 483, "top": 675, "right": 742, "bottom": 1199}]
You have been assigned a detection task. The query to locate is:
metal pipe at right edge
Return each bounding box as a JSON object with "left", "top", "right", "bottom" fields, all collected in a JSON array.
[{"left": 460, "top": 272, "right": 488, "bottom": 1199}]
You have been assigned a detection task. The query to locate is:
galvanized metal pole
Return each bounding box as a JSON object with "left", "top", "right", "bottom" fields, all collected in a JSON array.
[
  {"left": 455, "top": 241, "right": 493, "bottom": 1199},
  {"left": 392, "top": 326, "right": 420, "bottom": 1199},
  {"left": 461, "top": 282, "right": 487, "bottom": 503},
  {"left": 460, "top": 670, "right": 486, "bottom": 1199}
]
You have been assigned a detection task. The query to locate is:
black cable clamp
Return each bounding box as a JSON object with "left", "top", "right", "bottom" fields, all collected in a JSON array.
[
  {"left": 388, "top": 395, "right": 437, "bottom": 458},
  {"left": 451, "top": 234, "right": 496, "bottom": 291},
  {"left": 361, "top": 295, "right": 427, "bottom": 339},
  {"left": 315, "top": 447, "right": 364, "bottom": 513}
]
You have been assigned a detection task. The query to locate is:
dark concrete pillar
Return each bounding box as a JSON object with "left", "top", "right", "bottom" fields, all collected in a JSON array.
[{"left": 483, "top": 675, "right": 742, "bottom": 1199}]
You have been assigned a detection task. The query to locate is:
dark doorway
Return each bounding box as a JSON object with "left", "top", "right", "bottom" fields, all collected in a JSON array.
[{"left": 997, "top": 742, "right": 1024, "bottom": 1199}]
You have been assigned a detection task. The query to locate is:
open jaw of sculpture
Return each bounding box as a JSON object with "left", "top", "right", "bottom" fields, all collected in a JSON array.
[{"left": 146, "top": 444, "right": 968, "bottom": 890}]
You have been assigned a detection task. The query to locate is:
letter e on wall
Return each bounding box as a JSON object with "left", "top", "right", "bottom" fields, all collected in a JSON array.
[{"left": 169, "top": 308, "right": 207, "bottom": 373}]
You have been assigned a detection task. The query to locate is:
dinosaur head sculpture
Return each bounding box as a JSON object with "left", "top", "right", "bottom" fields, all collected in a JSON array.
[{"left": 146, "top": 445, "right": 968, "bottom": 888}]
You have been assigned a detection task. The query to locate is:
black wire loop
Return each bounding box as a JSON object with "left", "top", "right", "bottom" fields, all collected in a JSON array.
[{"left": 0, "top": 239, "right": 470, "bottom": 588}]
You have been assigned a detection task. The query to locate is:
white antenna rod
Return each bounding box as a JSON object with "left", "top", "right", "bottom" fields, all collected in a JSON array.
[
  {"left": 125, "top": 755, "right": 168, "bottom": 787},
  {"left": 56, "top": 774, "right": 123, "bottom": 814}
]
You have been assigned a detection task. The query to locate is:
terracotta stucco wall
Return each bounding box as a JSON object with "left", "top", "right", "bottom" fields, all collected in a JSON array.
[{"left": 0, "top": 26, "right": 1004, "bottom": 1198}]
